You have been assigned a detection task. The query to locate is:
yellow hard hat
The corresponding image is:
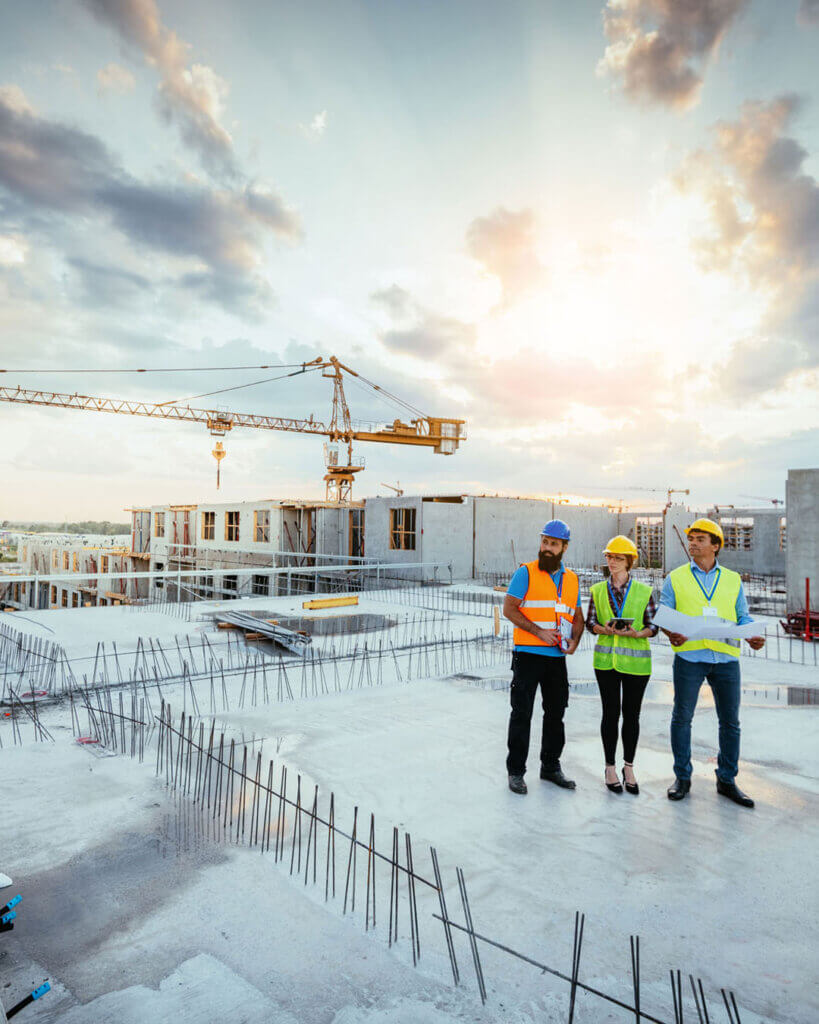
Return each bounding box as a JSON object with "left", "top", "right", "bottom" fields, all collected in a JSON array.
[
  {"left": 684, "top": 517, "right": 724, "bottom": 544},
  {"left": 603, "top": 535, "right": 639, "bottom": 559}
]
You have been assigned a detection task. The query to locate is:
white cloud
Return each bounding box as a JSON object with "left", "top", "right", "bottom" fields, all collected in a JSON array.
[
  {"left": 300, "top": 110, "right": 327, "bottom": 139},
  {"left": 97, "top": 62, "right": 136, "bottom": 94},
  {"left": 0, "top": 234, "right": 28, "bottom": 266},
  {"left": 598, "top": 0, "right": 748, "bottom": 110},
  {"left": 82, "top": 0, "right": 237, "bottom": 178},
  {"left": 0, "top": 84, "right": 36, "bottom": 116}
]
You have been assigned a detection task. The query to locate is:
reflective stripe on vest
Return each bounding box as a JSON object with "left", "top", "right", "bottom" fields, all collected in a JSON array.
[
  {"left": 513, "top": 562, "right": 579, "bottom": 649},
  {"left": 591, "top": 578, "right": 652, "bottom": 676},
  {"left": 668, "top": 564, "right": 742, "bottom": 659}
]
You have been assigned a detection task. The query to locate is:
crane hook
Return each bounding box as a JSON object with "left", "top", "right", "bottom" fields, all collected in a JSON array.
[{"left": 212, "top": 440, "right": 227, "bottom": 489}]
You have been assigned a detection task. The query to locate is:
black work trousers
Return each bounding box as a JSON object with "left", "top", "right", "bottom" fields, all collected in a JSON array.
[
  {"left": 506, "top": 651, "right": 569, "bottom": 776},
  {"left": 594, "top": 668, "right": 649, "bottom": 765}
]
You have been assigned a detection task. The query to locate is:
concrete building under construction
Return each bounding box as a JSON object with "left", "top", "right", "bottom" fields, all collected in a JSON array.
[{"left": 8, "top": 467, "right": 815, "bottom": 614}]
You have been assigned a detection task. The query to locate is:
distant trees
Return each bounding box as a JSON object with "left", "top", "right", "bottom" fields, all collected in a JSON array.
[{"left": 0, "top": 521, "right": 130, "bottom": 535}]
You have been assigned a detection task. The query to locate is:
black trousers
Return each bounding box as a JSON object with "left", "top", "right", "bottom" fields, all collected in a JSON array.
[
  {"left": 594, "top": 668, "right": 649, "bottom": 765},
  {"left": 506, "top": 651, "right": 569, "bottom": 776}
]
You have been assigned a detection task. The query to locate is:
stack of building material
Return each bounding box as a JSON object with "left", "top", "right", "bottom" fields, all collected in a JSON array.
[{"left": 212, "top": 611, "right": 312, "bottom": 654}]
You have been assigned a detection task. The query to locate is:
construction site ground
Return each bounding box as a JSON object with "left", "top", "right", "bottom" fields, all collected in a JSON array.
[{"left": 1, "top": 591, "right": 817, "bottom": 1024}]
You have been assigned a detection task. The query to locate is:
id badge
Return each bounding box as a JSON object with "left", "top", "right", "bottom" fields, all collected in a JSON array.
[{"left": 702, "top": 606, "right": 719, "bottom": 618}]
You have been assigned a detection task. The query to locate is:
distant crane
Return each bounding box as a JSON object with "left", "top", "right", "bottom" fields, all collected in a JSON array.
[
  {"left": 380, "top": 482, "right": 404, "bottom": 496},
  {"left": 740, "top": 495, "right": 784, "bottom": 506},
  {"left": 0, "top": 356, "right": 466, "bottom": 503}
]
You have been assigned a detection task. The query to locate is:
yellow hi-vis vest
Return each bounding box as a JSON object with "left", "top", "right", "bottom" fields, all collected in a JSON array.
[
  {"left": 591, "top": 578, "right": 652, "bottom": 675},
  {"left": 668, "top": 563, "right": 742, "bottom": 659},
  {"left": 513, "top": 561, "right": 579, "bottom": 650}
]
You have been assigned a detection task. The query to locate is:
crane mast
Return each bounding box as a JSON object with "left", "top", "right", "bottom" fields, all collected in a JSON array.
[{"left": 0, "top": 356, "right": 466, "bottom": 502}]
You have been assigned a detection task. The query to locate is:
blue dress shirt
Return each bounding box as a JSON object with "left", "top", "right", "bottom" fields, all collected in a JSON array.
[
  {"left": 658, "top": 560, "right": 753, "bottom": 664},
  {"left": 508, "top": 564, "right": 582, "bottom": 657}
]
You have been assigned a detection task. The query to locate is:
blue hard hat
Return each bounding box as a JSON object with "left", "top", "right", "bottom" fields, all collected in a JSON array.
[{"left": 541, "top": 519, "right": 570, "bottom": 541}]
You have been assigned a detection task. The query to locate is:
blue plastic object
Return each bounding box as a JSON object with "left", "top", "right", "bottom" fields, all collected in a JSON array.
[
  {"left": 541, "top": 519, "right": 571, "bottom": 541},
  {"left": 32, "top": 983, "right": 51, "bottom": 1000},
  {"left": 1, "top": 910, "right": 17, "bottom": 925}
]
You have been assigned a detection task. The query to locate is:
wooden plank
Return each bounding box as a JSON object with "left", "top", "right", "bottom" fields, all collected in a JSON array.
[
  {"left": 244, "top": 632, "right": 265, "bottom": 640},
  {"left": 217, "top": 622, "right": 238, "bottom": 630},
  {"left": 302, "top": 595, "right": 359, "bottom": 610}
]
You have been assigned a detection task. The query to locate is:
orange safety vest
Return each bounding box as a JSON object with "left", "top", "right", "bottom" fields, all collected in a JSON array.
[{"left": 513, "top": 561, "right": 579, "bottom": 649}]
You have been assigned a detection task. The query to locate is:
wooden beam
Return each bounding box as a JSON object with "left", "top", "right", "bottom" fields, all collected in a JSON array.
[{"left": 302, "top": 595, "right": 359, "bottom": 610}]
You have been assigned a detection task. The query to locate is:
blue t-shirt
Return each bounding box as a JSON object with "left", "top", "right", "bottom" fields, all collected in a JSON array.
[{"left": 508, "top": 565, "right": 581, "bottom": 657}]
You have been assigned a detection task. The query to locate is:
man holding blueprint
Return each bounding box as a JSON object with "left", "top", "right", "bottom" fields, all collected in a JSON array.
[{"left": 655, "top": 518, "right": 765, "bottom": 808}]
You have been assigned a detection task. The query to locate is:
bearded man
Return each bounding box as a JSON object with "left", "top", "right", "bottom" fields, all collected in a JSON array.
[{"left": 503, "top": 520, "right": 584, "bottom": 795}]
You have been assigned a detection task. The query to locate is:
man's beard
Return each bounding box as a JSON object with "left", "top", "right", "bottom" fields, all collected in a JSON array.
[{"left": 538, "top": 550, "right": 562, "bottom": 573}]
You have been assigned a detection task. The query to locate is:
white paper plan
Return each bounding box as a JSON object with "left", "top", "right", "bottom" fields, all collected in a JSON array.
[{"left": 651, "top": 604, "right": 762, "bottom": 641}]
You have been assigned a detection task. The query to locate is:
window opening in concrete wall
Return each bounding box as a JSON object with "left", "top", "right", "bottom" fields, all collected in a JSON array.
[
  {"left": 224, "top": 574, "right": 238, "bottom": 597},
  {"left": 71, "top": 592, "right": 78, "bottom": 607},
  {"left": 72, "top": 552, "right": 79, "bottom": 571},
  {"left": 61, "top": 589, "right": 68, "bottom": 607},
  {"left": 252, "top": 573, "right": 269, "bottom": 596},
  {"left": 350, "top": 508, "right": 365, "bottom": 558},
  {"left": 225, "top": 510, "right": 240, "bottom": 542},
  {"left": 155, "top": 562, "right": 164, "bottom": 588},
  {"left": 62, "top": 551, "right": 69, "bottom": 570},
  {"left": 50, "top": 585, "right": 57, "bottom": 605},
  {"left": 282, "top": 508, "right": 316, "bottom": 566},
  {"left": 199, "top": 575, "right": 213, "bottom": 597},
  {"left": 52, "top": 550, "right": 58, "bottom": 568},
  {"left": 390, "top": 507, "right": 417, "bottom": 551},
  {"left": 101, "top": 555, "right": 109, "bottom": 572},
  {"left": 721, "top": 516, "right": 754, "bottom": 550},
  {"left": 779, "top": 516, "right": 787, "bottom": 551},
  {"left": 421, "top": 496, "right": 464, "bottom": 503},
  {"left": 254, "top": 509, "right": 270, "bottom": 543},
  {"left": 636, "top": 516, "right": 662, "bottom": 567},
  {"left": 202, "top": 511, "right": 215, "bottom": 540},
  {"left": 154, "top": 512, "right": 165, "bottom": 538}
]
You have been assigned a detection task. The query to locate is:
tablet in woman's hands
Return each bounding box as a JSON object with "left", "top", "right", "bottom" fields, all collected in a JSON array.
[{"left": 610, "top": 618, "right": 634, "bottom": 631}]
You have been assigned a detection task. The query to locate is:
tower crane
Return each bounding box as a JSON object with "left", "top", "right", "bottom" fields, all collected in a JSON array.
[{"left": 0, "top": 355, "right": 466, "bottom": 502}]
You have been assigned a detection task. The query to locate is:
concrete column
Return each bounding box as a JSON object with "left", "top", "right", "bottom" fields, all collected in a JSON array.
[{"left": 786, "top": 468, "right": 819, "bottom": 614}]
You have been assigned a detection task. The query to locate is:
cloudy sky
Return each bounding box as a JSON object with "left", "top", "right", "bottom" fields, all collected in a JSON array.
[{"left": 1, "top": 0, "right": 817, "bottom": 519}]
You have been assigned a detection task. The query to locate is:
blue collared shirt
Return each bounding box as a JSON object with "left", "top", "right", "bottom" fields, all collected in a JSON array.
[
  {"left": 658, "top": 560, "right": 753, "bottom": 663},
  {"left": 508, "top": 564, "right": 582, "bottom": 657}
]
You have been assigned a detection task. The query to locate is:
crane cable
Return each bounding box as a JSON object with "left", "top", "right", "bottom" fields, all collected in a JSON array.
[
  {"left": 0, "top": 363, "right": 313, "bottom": 374},
  {"left": 157, "top": 363, "right": 326, "bottom": 407}
]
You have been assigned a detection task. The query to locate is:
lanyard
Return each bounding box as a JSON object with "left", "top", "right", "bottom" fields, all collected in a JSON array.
[
  {"left": 692, "top": 566, "right": 720, "bottom": 604},
  {"left": 607, "top": 578, "right": 631, "bottom": 618}
]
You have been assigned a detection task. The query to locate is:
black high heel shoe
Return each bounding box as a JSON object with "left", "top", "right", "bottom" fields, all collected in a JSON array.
[
  {"left": 605, "top": 769, "right": 623, "bottom": 794},
  {"left": 622, "top": 765, "right": 639, "bottom": 795}
]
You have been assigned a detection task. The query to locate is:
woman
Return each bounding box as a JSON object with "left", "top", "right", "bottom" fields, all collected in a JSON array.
[{"left": 586, "top": 536, "right": 658, "bottom": 794}]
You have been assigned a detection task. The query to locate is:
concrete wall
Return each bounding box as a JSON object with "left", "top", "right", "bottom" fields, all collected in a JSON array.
[
  {"left": 786, "top": 469, "right": 819, "bottom": 613},
  {"left": 472, "top": 499, "right": 614, "bottom": 576},
  {"left": 711, "top": 508, "right": 786, "bottom": 576},
  {"left": 420, "top": 498, "right": 472, "bottom": 579},
  {"left": 664, "top": 504, "right": 693, "bottom": 572},
  {"left": 362, "top": 496, "right": 425, "bottom": 569}
]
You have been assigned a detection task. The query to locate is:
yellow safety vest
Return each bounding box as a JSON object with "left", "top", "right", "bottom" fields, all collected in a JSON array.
[{"left": 668, "top": 563, "right": 742, "bottom": 659}]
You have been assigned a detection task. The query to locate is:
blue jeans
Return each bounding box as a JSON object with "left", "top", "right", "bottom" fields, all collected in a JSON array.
[{"left": 670, "top": 656, "right": 741, "bottom": 783}]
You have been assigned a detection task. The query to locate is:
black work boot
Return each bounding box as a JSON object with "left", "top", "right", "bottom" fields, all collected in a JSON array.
[
  {"left": 716, "top": 779, "right": 754, "bottom": 808},
  {"left": 508, "top": 774, "right": 527, "bottom": 795},
  {"left": 540, "top": 765, "right": 576, "bottom": 789},
  {"left": 667, "top": 778, "right": 691, "bottom": 801}
]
